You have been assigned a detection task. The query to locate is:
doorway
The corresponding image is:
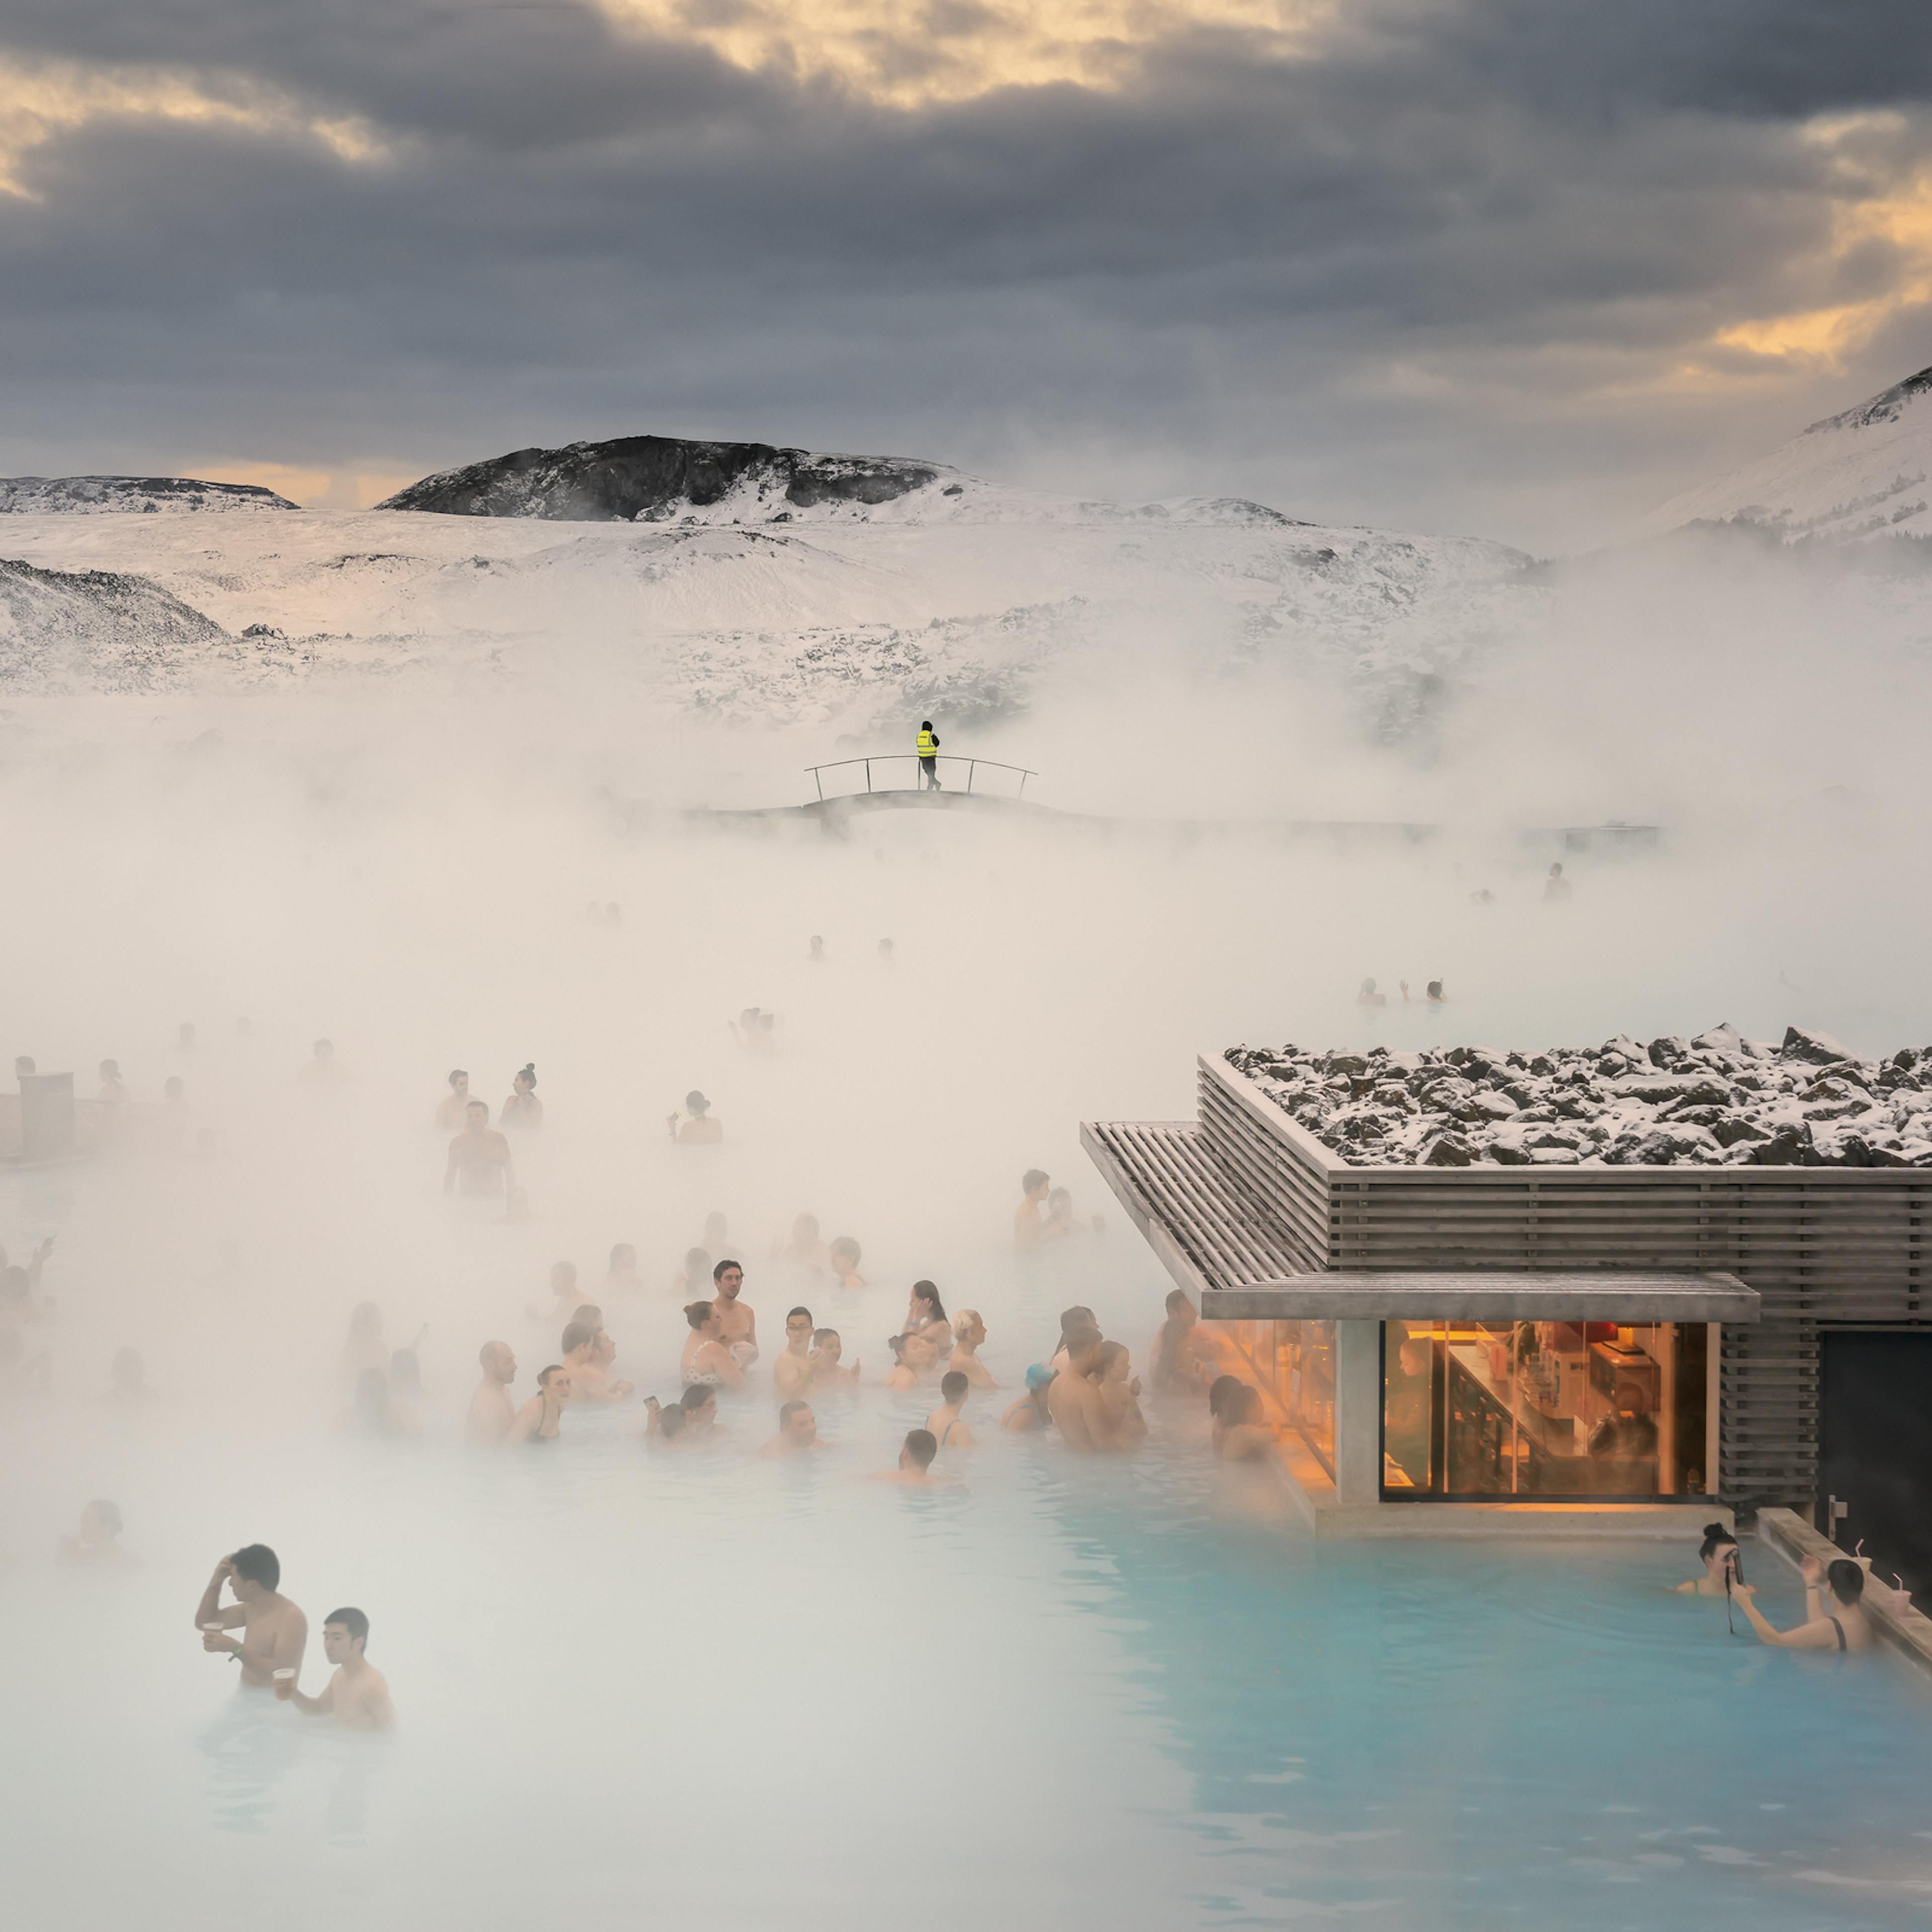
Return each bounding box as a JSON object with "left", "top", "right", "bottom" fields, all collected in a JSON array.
[{"left": 1818, "top": 1330, "right": 1932, "bottom": 1605}]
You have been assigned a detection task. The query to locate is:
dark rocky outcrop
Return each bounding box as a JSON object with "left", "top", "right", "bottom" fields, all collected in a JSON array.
[
  {"left": 378, "top": 435, "right": 941, "bottom": 523},
  {"left": 0, "top": 556, "right": 231, "bottom": 691},
  {"left": 1225, "top": 1026, "right": 1932, "bottom": 1168},
  {"left": 0, "top": 476, "right": 297, "bottom": 514}
]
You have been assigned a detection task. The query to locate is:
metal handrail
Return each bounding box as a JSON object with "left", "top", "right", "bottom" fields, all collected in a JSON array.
[{"left": 806, "top": 754, "right": 1036, "bottom": 801}]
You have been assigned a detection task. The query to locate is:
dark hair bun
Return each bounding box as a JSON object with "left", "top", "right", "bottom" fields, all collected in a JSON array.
[{"left": 1703, "top": 1522, "right": 1726, "bottom": 1539}]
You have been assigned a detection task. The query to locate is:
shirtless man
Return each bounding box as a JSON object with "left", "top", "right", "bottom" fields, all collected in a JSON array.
[
  {"left": 277, "top": 1607, "right": 394, "bottom": 1730},
  {"left": 873, "top": 1429, "right": 945, "bottom": 1485},
  {"left": 194, "top": 1544, "right": 307, "bottom": 1688},
  {"left": 712, "top": 1260, "right": 758, "bottom": 1365},
  {"left": 774, "top": 1307, "right": 816, "bottom": 1399},
  {"left": 1014, "top": 1169, "right": 1053, "bottom": 1250},
  {"left": 509, "top": 1364, "right": 570, "bottom": 1443},
  {"left": 562, "top": 1322, "right": 633, "bottom": 1403},
  {"left": 444, "top": 1099, "right": 515, "bottom": 1199},
  {"left": 887, "top": 1330, "right": 941, "bottom": 1390},
  {"left": 925, "top": 1372, "right": 975, "bottom": 1453},
  {"left": 1149, "top": 1290, "right": 1207, "bottom": 1394},
  {"left": 466, "top": 1340, "right": 517, "bottom": 1443},
  {"left": 809, "top": 1328, "right": 860, "bottom": 1390},
  {"left": 1046, "top": 1325, "right": 1110, "bottom": 1451},
  {"left": 760, "top": 1400, "right": 825, "bottom": 1458},
  {"left": 435, "top": 1070, "right": 471, "bottom": 1132}
]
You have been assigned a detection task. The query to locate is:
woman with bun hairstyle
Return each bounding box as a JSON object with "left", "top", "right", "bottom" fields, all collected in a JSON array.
[{"left": 501, "top": 1063, "right": 543, "bottom": 1130}]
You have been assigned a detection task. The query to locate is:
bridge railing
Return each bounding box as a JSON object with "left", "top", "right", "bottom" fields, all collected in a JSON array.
[{"left": 805, "top": 754, "right": 1036, "bottom": 801}]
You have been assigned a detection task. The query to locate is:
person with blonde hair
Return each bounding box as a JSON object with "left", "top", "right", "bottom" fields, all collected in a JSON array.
[{"left": 949, "top": 1310, "right": 999, "bottom": 1390}]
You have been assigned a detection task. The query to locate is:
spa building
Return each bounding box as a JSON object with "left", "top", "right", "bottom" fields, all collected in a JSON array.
[{"left": 1085, "top": 1041, "right": 1932, "bottom": 1578}]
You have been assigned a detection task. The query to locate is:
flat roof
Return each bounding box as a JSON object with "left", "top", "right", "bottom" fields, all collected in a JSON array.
[{"left": 1083, "top": 1117, "right": 1760, "bottom": 1323}]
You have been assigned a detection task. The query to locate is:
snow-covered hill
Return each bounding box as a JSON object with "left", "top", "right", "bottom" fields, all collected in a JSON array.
[
  {"left": 0, "top": 475, "right": 298, "bottom": 515},
  {"left": 0, "top": 450, "right": 1532, "bottom": 726},
  {"left": 1636, "top": 365, "right": 1932, "bottom": 542},
  {"left": 377, "top": 432, "right": 1315, "bottom": 531}
]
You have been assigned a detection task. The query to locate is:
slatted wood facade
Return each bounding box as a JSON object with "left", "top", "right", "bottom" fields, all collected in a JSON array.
[{"left": 1199, "top": 1054, "right": 1931, "bottom": 1511}]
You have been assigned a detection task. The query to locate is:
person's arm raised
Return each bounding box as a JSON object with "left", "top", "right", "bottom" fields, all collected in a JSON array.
[
  {"left": 1733, "top": 1584, "right": 1835, "bottom": 1648},
  {"left": 194, "top": 1556, "right": 235, "bottom": 1631}
]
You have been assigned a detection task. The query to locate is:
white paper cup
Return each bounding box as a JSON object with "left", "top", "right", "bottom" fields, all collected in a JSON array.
[{"left": 273, "top": 1668, "right": 296, "bottom": 1682}]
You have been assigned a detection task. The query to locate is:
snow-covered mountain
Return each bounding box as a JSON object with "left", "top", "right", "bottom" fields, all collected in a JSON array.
[
  {"left": 1636, "top": 365, "right": 1932, "bottom": 542},
  {"left": 0, "top": 438, "right": 1532, "bottom": 727},
  {"left": 0, "top": 475, "right": 298, "bottom": 515},
  {"left": 0, "top": 555, "right": 251, "bottom": 692}
]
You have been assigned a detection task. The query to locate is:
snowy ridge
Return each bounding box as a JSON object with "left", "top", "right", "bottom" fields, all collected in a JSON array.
[
  {"left": 0, "top": 555, "right": 248, "bottom": 692},
  {"left": 1635, "top": 363, "right": 1932, "bottom": 542},
  {"left": 0, "top": 475, "right": 299, "bottom": 515}
]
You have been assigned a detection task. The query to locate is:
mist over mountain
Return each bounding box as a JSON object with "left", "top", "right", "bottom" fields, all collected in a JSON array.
[
  {"left": 1635, "top": 364, "right": 1932, "bottom": 543},
  {"left": 0, "top": 476, "right": 298, "bottom": 516}
]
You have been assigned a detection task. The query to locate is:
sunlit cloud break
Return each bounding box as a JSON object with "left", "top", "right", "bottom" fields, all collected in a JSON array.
[{"left": 0, "top": 53, "right": 389, "bottom": 199}]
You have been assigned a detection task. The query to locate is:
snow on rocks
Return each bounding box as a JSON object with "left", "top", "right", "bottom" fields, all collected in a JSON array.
[{"left": 1224, "top": 1027, "right": 1932, "bottom": 1168}]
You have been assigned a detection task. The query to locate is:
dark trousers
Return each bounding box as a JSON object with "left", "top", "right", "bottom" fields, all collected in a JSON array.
[{"left": 919, "top": 756, "right": 939, "bottom": 789}]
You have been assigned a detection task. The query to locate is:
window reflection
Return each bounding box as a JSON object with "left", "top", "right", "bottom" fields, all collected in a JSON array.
[
  {"left": 1215, "top": 1319, "right": 1336, "bottom": 1478},
  {"left": 1380, "top": 1321, "right": 1709, "bottom": 1500}
]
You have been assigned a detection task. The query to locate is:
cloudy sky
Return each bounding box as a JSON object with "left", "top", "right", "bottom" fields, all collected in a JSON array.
[{"left": 2, "top": 0, "right": 1929, "bottom": 548}]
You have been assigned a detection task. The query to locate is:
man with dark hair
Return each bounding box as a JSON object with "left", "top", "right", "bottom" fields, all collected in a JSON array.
[
  {"left": 1015, "top": 1170, "right": 1052, "bottom": 1249},
  {"left": 1048, "top": 1326, "right": 1109, "bottom": 1451},
  {"left": 809, "top": 1328, "right": 859, "bottom": 1389},
  {"left": 775, "top": 1306, "right": 816, "bottom": 1399},
  {"left": 509, "top": 1364, "right": 570, "bottom": 1443},
  {"left": 760, "top": 1399, "right": 823, "bottom": 1457},
  {"left": 926, "top": 1371, "right": 975, "bottom": 1452},
  {"left": 195, "top": 1544, "right": 307, "bottom": 1686},
  {"left": 277, "top": 1607, "right": 394, "bottom": 1729},
  {"left": 562, "top": 1320, "right": 631, "bottom": 1403},
  {"left": 874, "top": 1428, "right": 945, "bottom": 1484},
  {"left": 467, "top": 1339, "right": 517, "bottom": 1444},
  {"left": 444, "top": 1098, "right": 514, "bottom": 1198},
  {"left": 435, "top": 1069, "right": 471, "bottom": 1132},
  {"left": 712, "top": 1258, "right": 758, "bottom": 1365}
]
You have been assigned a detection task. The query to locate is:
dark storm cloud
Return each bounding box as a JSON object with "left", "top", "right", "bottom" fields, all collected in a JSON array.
[{"left": 1, "top": 0, "right": 1928, "bottom": 546}]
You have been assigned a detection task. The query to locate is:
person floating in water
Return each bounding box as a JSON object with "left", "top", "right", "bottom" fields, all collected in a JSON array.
[
  {"left": 1014, "top": 1169, "right": 1053, "bottom": 1250},
  {"left": 915, "top": 719, "right": 941, "bottom": 788},
  {"left": 277, "top": 1606, "right": 394, "bottom": 1730},
  {"left": 509, "top": 1364, "right": 570, "bottom": 1443},
  {"left": 760, "top": 1400, "right": 824, "bottom": 1458},
  {"left": 875, "top": 1428, "right": 943, "bottom": 1484},
  {"left": 435, "top": 1069, "right": 471, "bottom": 1132},
  {"left": 775, "top": 1307, "right": 816, "bottom": 1399},
  {"left": 925, "top": 1371, "right": 976, "bottom": 1452},
  {"left": 712, "top": 1259, "right": 758, "bottom": 1365},
  {"left": 501, "top": 1063, "right": 542, "bottom": 1130},
  {"left": 195, "top": 1544, "right": 307, "bottom": 1687},
  {"left": 1674, "top": 1522, "right": 1744, "bottom": 1597},
  {"left": 61, "top": 1499, "right": 130, "bottom": 1565},
  {"left": 1736, "top": 1555, "right": 1873, "bottom": 1651},
  {"left": 1001, "top": 1363, "right": 1056, "bottom": 1431},
  {"left": 809, "top": 1328, "right": 860, "bottom": 1390},
  {"left": 467, "top": 1340, "right": 518, "bottom": 1443},
  {"left": 445, "top": 1099, "right": 515, "bottom": 1199},
  {"left": 673, "top": 1091, "right": 722, "bottom": 1144}
]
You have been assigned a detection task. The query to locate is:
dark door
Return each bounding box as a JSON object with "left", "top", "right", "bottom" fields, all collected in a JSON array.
[{"left": 1819, "top": 1330, "right": 1932, "bottom": 1605}]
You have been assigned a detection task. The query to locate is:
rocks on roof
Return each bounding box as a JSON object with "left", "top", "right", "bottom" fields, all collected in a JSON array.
[{"left": 1224, "top": 1026, "right": 1932, "bottom": 1168}]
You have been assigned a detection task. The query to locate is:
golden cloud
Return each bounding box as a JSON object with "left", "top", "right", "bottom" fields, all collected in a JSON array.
[
  {"left": 595, "top": 0, "right": 1319, "bottom": 106},
  {"left": 0, "top": 54, "right": 389, "bottom": 198}
]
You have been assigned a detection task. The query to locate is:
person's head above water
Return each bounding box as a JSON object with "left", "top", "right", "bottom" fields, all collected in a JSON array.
[
  {"left": 1164, "top": 1288, "right": 1195, "bottom": 1320},
  {"left": 14, "top": 1054, "right": 35, "bottom": 1078},
  {"left": 447, "top": 1069, "right": 468, "bottom": 1093},
  {"left": 537, "top": 1363, "right": 570, "bottom": 1399},
  {"left": 910, "top": 1279, "right": 946, "bottom": 1322},
  {"left": 561, "top": 1321, "right": 596, "bottom": 1359},
  {"left": 685, "top": 1091, "right": 710, "bottom": 1117},
  {"left": 777, "top": 1399, "right": 817, "bottom": 1446},
  {"left": 514, "top": 1063, "right": 536, "bottom": 1093},
  {"left": 901, "top": 1428, "right": 938, "bottom": 1471},
  {"left": 939, "top": 1371, "right": 968, "bottom": 1404},
  {"left": 1023, "top": 1169, "right": 1050, "bottom": 1200},
  {"left": 609, "top": 1243, "right": 636, "bottom": 1273},
  {"left": 1025, "top": 1363, "right": 1055, "bottom": 1393},
  {"left": 830, "top": 1235, "right": 860, "bottom": 1268},
  {"left": 1698, "top": 1522, "right": 1742, "bottom": 1582},
  {"left": 465, "top": 1099, "right": 488, "bottom": 1122},
  {"left": 230, "top": 1544, "right": 280, "bottom": 1595},
  {"left": 680, "top": 1383, "right": 717, "bottom": 1419},
  {"left": 1061, "top": 1323, "right": 1103, "bottom": 1370},
  {"left": 1058, "top": 1305, "right": 1095, "bottom": 1342},
  {"left": 685, "top": 1300, "right": 720, "bottom": 1333},
  {"left": 785, "top": 1307, "right": 813, "bottom": 1342},
  {"left": 1207, "top": 1373, "right": 1246, "bottom": 1419},
  {"left": 953, "top": 1309, "right": 986, "bottom": 1346},
  {"left": 1825, "top": 1559, "right": 1865, "bottom": 1606},
  {"left": 479, "top": 1339, "right": 515, "bottom": 1382},
  {"left": 323, "top": 1607, "right": 370, "bottom": 1661},
  {"left": 713, "top": 1259, "right": 744, "bottom": 1298}
]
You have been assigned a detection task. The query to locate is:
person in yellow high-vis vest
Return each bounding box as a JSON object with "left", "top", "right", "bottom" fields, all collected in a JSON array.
[{"left": 915, "top": 720, "right": 941, "bottom": 789}]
